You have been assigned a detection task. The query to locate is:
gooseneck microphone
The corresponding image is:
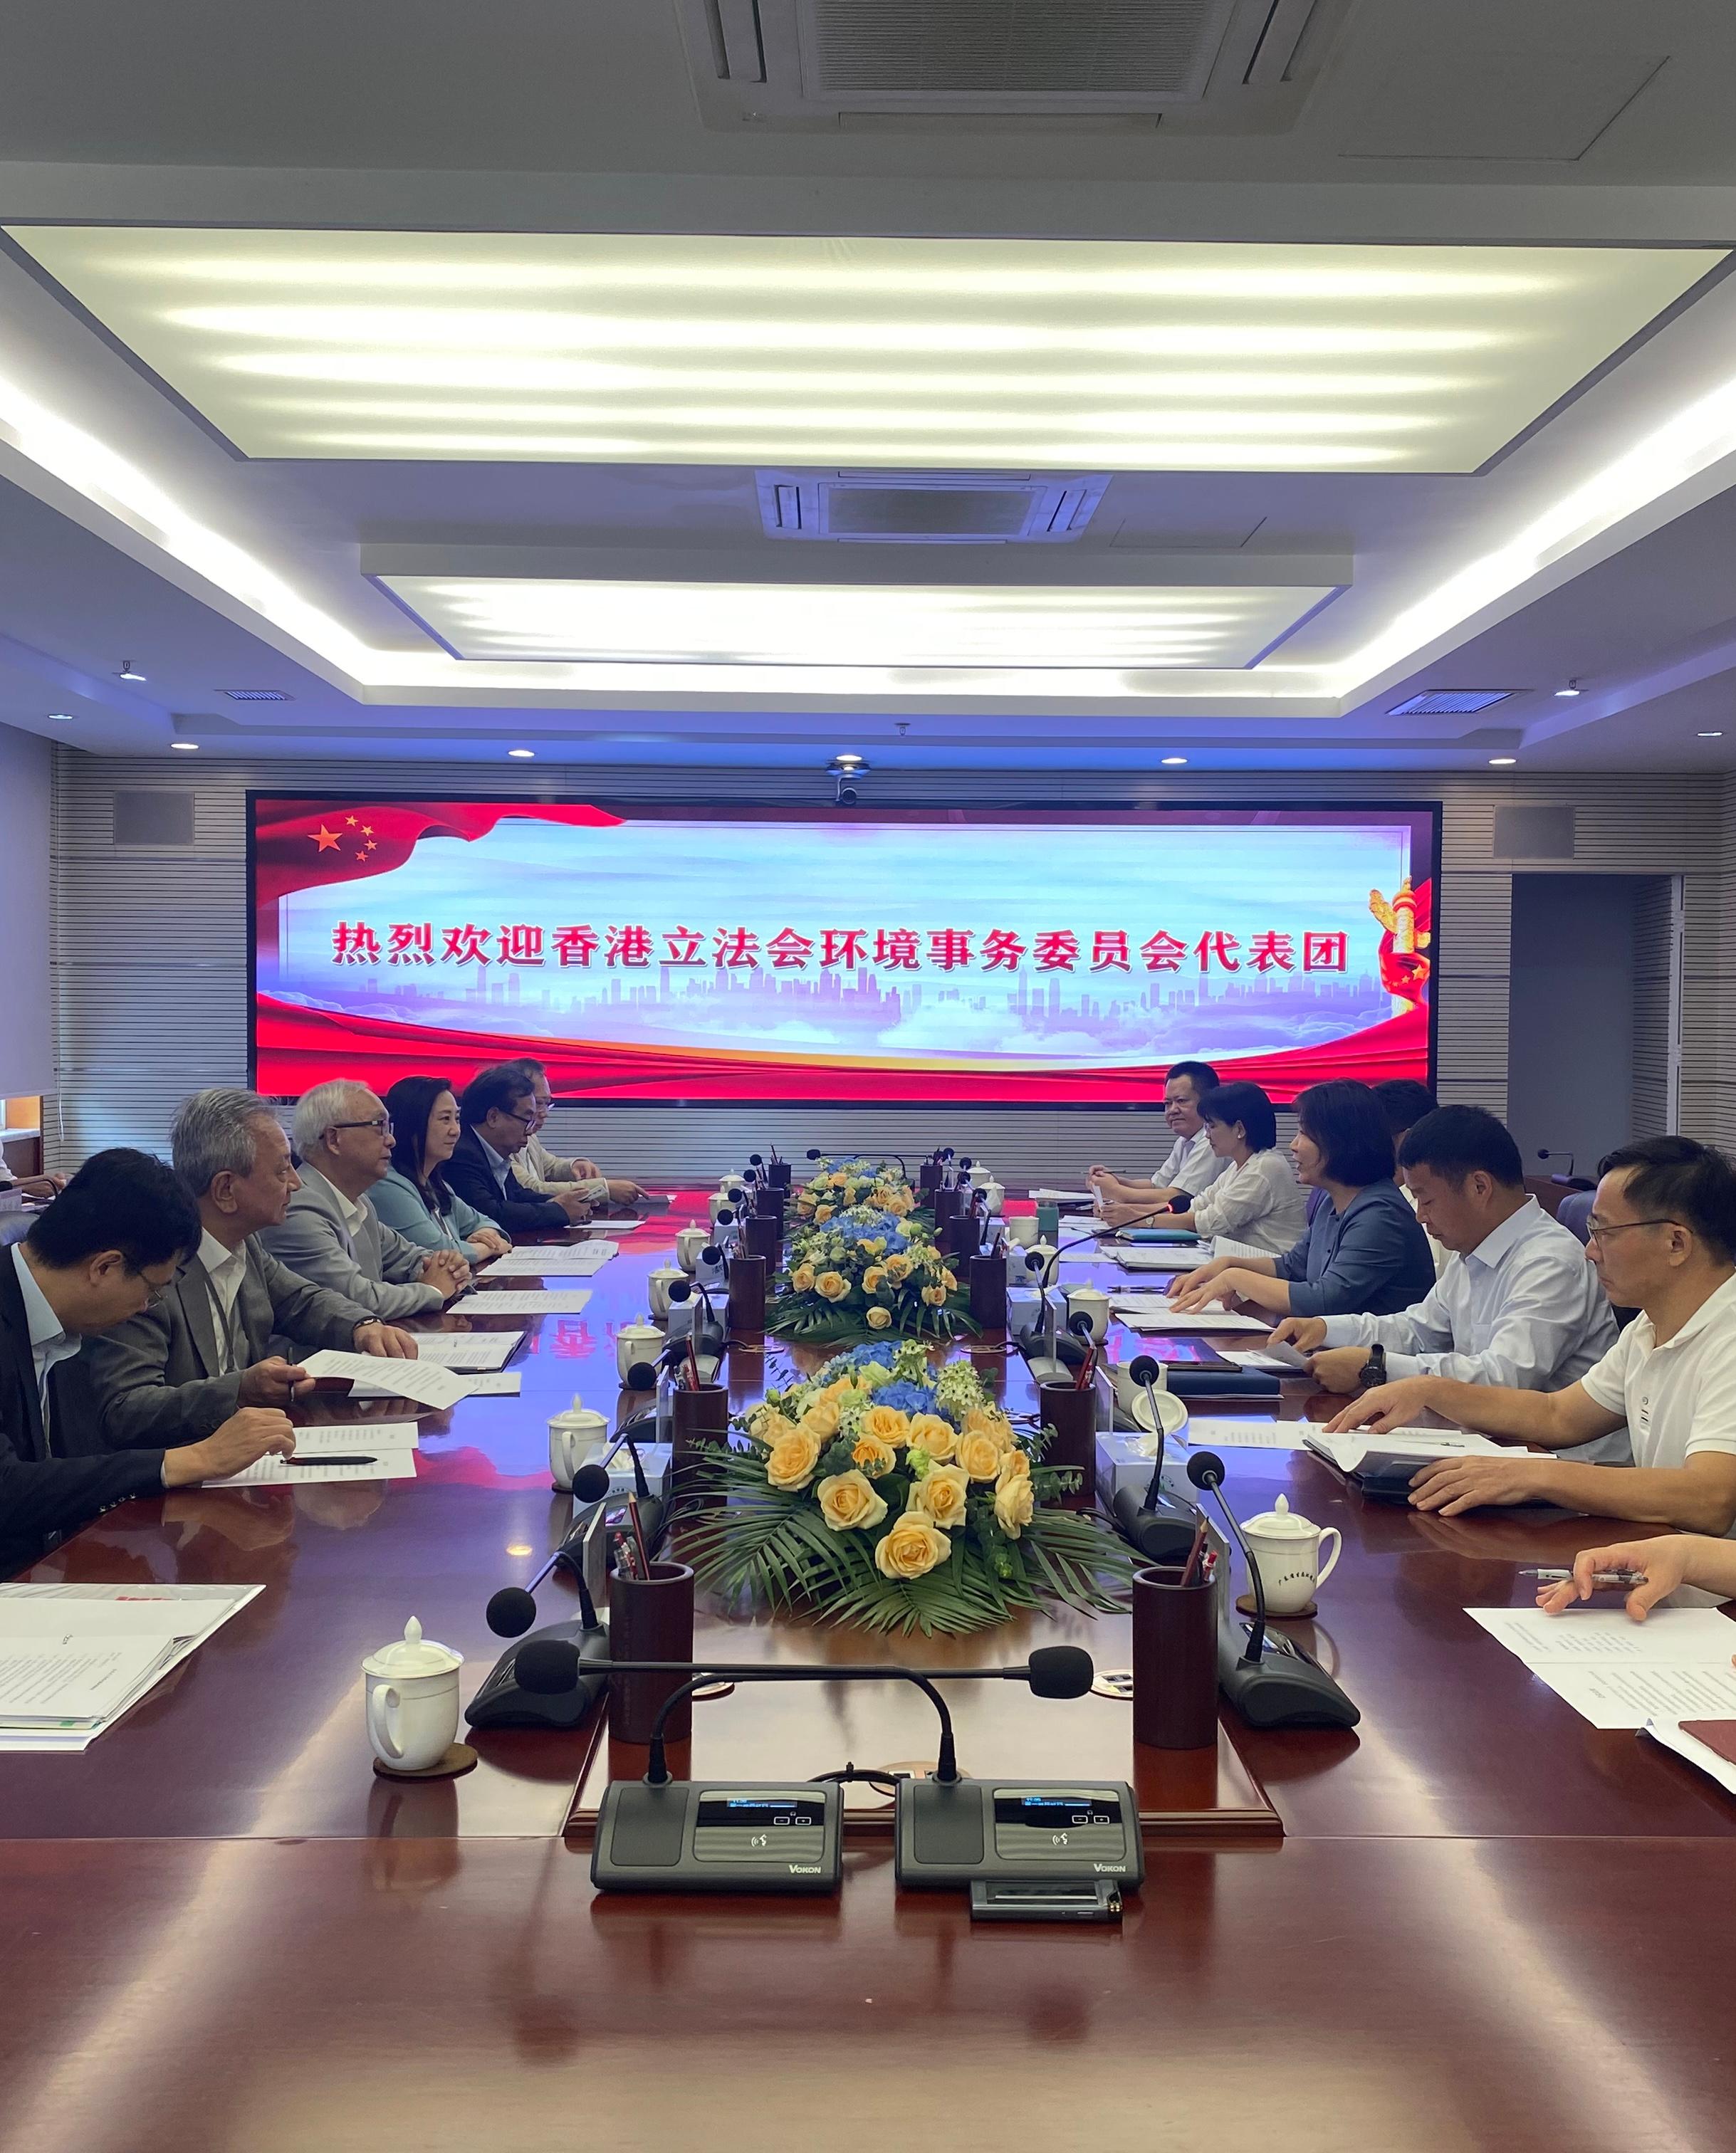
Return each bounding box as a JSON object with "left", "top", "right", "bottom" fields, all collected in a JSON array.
[
  {"left": 485, "top": 1461, "right": 612, "bottom": 1638},
  {"left": 1183, "top": 1450, "right": 1359, "bottom": 1729},
  {"left": 1108, "top": 1356, "right": 1199, "bottom": 1564}
]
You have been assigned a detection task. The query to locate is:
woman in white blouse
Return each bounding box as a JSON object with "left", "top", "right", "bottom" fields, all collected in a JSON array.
[{"left": 1167, "top": 1081, "right": 1309, "bottom": 1255}]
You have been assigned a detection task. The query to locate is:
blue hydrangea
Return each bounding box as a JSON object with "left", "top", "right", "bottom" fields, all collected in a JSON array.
[{"left": 872, "top": 1378, "right": 941, "bottom": 1420}]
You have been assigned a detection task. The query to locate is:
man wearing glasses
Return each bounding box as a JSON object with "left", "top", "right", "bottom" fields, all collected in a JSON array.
[
  {"left": 1327, "top": 1136, "right": 1736, "bottom": 1534},
  {"left": 261, "top": 1081, "right": 470, "bottom": 1319},
  {"left": 444, "top": 1066, "right": 594, "bottom": 1236}
]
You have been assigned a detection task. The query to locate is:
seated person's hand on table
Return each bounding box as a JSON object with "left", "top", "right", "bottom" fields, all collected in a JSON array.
[
  {"left": 1536, "top": 1538, "right": 1690, "bottom": 1620},
  {"left": 11, "top": 1173, "right": 66, "bottom": 1202},
  {"left": 237, "top": 1355, "right": 312, "bottom": 1407},
  {"left": 1406, "top": 1455, "right": 1551, "bottom": 1516},
  {"left": 471, "top": 1227, "right": 511, "bottom": 1258},
  {"left": 553, "top": 1187, "right": 593, "bottom": 1223},
  {"left": 354, "top": 1319, "right": 419, "bottom": 1358},
  {"left": 605, "top": 1178, "right": 649, "bottom": 1205},
  {"left": 1100, "top": 1195, "right": 1159, "bottom": 1228},
  {"left": 419, "top": 1249, "right": 471, "bottom": 1297},
  {"left": 1324, "top": 1376, "right": 1439, "bottom": 1433},
  {"left": 1309, "top": 1346, "right": 1377, "bottom": 1394},
  {"left": 1269, "top": 1316, "right": 1327, "bottom": 1354},
  {"left": 164, "top": 1406, "right": 296, "bottom": 1487},
  {"left": 1169, "top": 1262, "right": 1263, "bottom": 1312}
]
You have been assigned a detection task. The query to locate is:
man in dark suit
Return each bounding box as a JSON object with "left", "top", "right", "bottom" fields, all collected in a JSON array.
[
  {"left": 86, "top": 1089, "right": 422, "bottom": 1452},
  {"left": 445, "top": 1066, "right": 592, "bottom": 1237},
  {"left": 2, "top": 1148, "right": 294, "bottom": 1578}
]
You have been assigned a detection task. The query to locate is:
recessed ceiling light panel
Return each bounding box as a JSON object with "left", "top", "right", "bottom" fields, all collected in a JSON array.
[
  {"left": 4, "top": 229, "right": 1717, "bottom": 473},
  {"left": 377, "top": 576, "right": 1334, "bottom": 670}
]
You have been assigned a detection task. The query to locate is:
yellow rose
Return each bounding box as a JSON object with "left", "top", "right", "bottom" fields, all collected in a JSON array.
[
  {"left": 865, "top": 1305, "right": 893, "bottom": 1331},
  {"left": 963, "top": 1405, "right": 1016, "bottom": 1452},
  {"left": 996, "top": 1447, "right": 1030, "bottom": 1486},
  {"left": 746, "top": 1405, "right": 798, "bottom": 1445},
  {"left": 765, "top": 1427, "right": 824, "bottom": 1492},
  {"left": 906, "top": 1413, "right": 956, "bottom": 1461},
  {"left": 955, "top": 1430, "right": 1003, "bottom": 1483},
  {"left": 874, "top": 1512, "right": 951, "bottom": 1580},
  {"left": 790, "top": 1263, "right": 816, "bottom": 1294},
  {"left": 852, "top": 1431, "right": 898, "bottom": 1475},
  {"left": 862, "top": 1265, "right": 886, "bottom": 1293},
  {"left": 910, "top": 1463, "right": 970, "bottom": 1529},
  {"left": 862, "top": 1405, "right": 911, "bottom": 1447},
  {"left": 817, "top": 1470, "right": 890, "bottom": 1534},
  {"left": 863, "top": 1238, "right": 887, "bottom": 1257},
  {"left": 993, "top": 1475, "right": 1035, "bottom": 1538},
  {"left": 813, "top": 1204, "right": 835, "bottom": 1223},
  {"left": 798, "top": 1398, "right": 842, "bottom": 1440},
  {"left": 884, "top": 1253, "right": 913, "bottom": 1282},
  {"left": 815, "top": 1270, "right": 850, "bottom": 1302},
  {"left": 921, "top": 1284, "right": 947, "bottom": 1306},
  {"left": 941, "top": 1270, "right": 958, "bottom": 1292}
]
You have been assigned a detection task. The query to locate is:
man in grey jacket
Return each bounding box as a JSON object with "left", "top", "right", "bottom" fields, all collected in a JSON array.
[
  {"left": 86, "top": 1088, "right": 421, "bottom": 1451},
  {"left": 261, "top": 1081, "right": 469, "bottom": 1321}
]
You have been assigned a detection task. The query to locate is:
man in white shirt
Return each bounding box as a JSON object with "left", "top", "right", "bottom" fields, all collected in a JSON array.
[
  {"left": 262, "top": 1081, "right": 469, "bottom": 1319},
  {"left": 1089, "top": 1060, "right": 1229, "bottom": 1225},
  {"left": 1273, "top": 1106, "right": 1622, "bottom": 1460},
  {"left": 503, "top": 1059, "right": 647, "bottom": 1207},
  {"left": 0, "top": 1156, "right": 65, "bottom": 1204},
  {"left": 1324, "top": 1135, "right": 1736, "bottom": 1534}
]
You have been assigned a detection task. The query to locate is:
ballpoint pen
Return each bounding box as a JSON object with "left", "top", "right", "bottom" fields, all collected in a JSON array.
[
  {"left": 1522, "top": 1566, "right": 1650, "bottom": 1588},
  {"left": 282, "top": 1455, "right": 377, "bottom": 1467}
]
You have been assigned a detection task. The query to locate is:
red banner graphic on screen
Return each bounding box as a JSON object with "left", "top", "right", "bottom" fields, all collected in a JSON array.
[{"left": 253, "top": 797, "right": 622, "bottom": 903}]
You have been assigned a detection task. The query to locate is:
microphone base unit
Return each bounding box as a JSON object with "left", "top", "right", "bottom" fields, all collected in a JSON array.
[
  {"left": 1215, "top": 1616, "right": 1361, "bottom": 1729},
  {"left": 1109, "top": 1487, "right": 1201, "bottom": 1566},
  {"left": 466, "top": 1619, "right": 611, "bottom": 1731},
  {"left": 590, "top": 1780, "right": 845, "bottom": 1895},
  {"left": 894, "top": 1779, "right": 1144, "bottom": 1893}
]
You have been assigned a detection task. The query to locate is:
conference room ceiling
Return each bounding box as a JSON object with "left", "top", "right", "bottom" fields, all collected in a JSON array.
[{"left": 3, "top": 0, "right": 1736, "bottom": 771}]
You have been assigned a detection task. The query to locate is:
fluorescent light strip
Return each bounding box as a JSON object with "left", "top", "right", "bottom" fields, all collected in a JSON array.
[
  {"left": 9, "top": 230, "right": 1713, "bottom": 474},
  {"left": 380, "top": 577, "right": 1333, "bottom": 670}
]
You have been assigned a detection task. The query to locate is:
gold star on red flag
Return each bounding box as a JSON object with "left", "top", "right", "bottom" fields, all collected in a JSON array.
[{"left": 310, "top": 825, "right": 340, "bottom": 853}]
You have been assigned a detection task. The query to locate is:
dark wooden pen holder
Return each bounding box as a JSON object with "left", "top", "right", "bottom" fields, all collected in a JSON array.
[
  {"left": 607, "top": 1559, "right": 696, "bottom": 1743},
  {"left": 726, "top": 1251, "right": 767, "bottom": 1332},
  {"left": 767, "top": 1160, "right": 792, "bottom": 1189},
  {"left": 1131, "top": 1564, "right": 1218, "bottom": 1750},
  {"left": 743, "top": 1212, "right": 781, "bottom": 1263},
  {"left": 1037, "top": 1381, "right": 1097, "bottom": 1512},
  {"left": 968, "top": 1251, "right": 1008, "bottom": 1328},
  {"left": 671, "top": 1380, "right": 731, "bottom": 1507}
]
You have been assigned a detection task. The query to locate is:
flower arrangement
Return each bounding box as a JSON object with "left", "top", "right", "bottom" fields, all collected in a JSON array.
[
  {"left": 769, "top": 1203, "right": 975, "bottom": 1343},
  {"left": 681, "top": 1341, "right": 1132, "bottom": 1635},
  {"left": 794, "top": 1156, "right": 918, "bottom": 1227}
]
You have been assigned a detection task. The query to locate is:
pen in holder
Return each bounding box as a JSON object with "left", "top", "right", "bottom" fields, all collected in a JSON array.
[
  {"left": 767, "top": 1159, "right": 792, "bottom": 1190},
  {"left": 607, "top": 1559, "right": 696, "bottom": 1743},
  {"left": 1037, "top": 1381, "right": 1096, "bottom": 1512},
  {"left": 1131, "top": 1563, "right": 1218, "bottom": 1751}
]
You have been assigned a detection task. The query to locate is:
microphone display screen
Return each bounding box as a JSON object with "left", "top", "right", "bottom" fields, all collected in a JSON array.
[
  {"left": 993, "top": 1793, "right": 1121, "bottom": 1830},
  {"left": 696, "top": 1796, "right": 827, "bottom": 1831},
  {"left": 252, "top": 800, "right": 1438, "bottom": 1104}
]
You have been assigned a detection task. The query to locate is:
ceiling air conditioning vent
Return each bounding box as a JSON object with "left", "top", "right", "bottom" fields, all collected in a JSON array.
[
  {"left": 1387, "top": 691, "right": 1512, "bottom": 717},
  {"left": 221, "top": 688, "right": 293, "bottom": 701},
  {"left": 757, "top": 470, "right": 1109, "bottom": 543},
  {"left": 681, "top": 0, "right": 1346, "bottom": 131}
]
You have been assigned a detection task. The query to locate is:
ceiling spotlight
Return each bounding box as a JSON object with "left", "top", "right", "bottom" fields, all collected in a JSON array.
[
  {"left": 1161, "top": 755, "right": 1188, "bottom": 766},
  {"left": 1699, "top": 730, "right": 1724, "bottom": 738},
  {"left": 1554, "top": 679, "right": 1582, "bottom": 698},
  {"left": 46, "top": 713, "right": 75, "bottom": 723},
  {"left": 828, "top": 752, "right": 867, "bottom": 773},
  {"left": 508, "top": 747, "right": 535, "bottom": 759},
  {"left": 1487, "top": 755, "right": 1517, "bottom": 766},
  {"left": 117, "top": 659, "right": 146, "bottom": 681},
  {"left": 170, "top": 740, "right": 200, "bottom": 752}
]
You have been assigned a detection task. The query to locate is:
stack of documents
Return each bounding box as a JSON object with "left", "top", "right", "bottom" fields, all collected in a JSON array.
[
  {"left": 1113, "top": 1247, "right": 1220, "bottom": 1272},
  {"left": 1467, "top": 1605, "right": 1736, "bottom": 1729},
  {"left": 481, "top": 1243, "right": 615, "bottom": 1277},
  {"left": 450, "top": 1288, "right": 594, "bottom": 1315},
  {"left": 0, "top": 1583, "right": 263, "bottom": 1751},
  {"left": 1181, "top": 1417, "right": 1317, "bottom": 1452},
  {"left": 1028, "top": 1188, "right": 1096, "bottom": 1205},
  {"left": 1109, "top": 1293, "right": 1270, "bottom": 1334},
  {"left": 298, "top": 1351, "right": 469, "bottom": 1410},
  {"left": 404, "top": 1331, "right": 525, "bottom": 1369},
  {"left": 1301, "top": 1427, "right": 1509, "bottom": 1472},
  {"left": 1216, "top": 1343, "right": 1309, "bottom": 1373},
  {"left": 215, "top": 1423, "right": 421, "bottom": 1486}
]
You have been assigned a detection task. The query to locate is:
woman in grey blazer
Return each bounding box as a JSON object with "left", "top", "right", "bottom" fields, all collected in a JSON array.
[{"left": 375, "top": 1077, "right": 513, "bottom": 1265}]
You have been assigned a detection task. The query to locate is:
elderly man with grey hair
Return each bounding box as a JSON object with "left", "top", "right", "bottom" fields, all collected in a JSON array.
[
  {"left": 86, "top": 1087, "right": 420, "bottom": 1452},
  {"left": 261, "top": 1080, "right": 469, "bottom": 1319}
]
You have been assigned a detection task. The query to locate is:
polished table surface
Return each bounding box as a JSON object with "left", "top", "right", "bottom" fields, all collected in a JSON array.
[{"left": 4, "top": 1193, "right": 1733, "bottom": 2153}]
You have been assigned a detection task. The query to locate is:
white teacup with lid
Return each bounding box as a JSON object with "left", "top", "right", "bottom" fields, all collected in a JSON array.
[
  {"left": 363, "top": 1617, "right": 464, "bottom": 1774},
  {"left": 675, "top": 1225, "right": 709, "bottom": 1274},
  {"left": 983, "top": 1179, "right": 1005, "bottom": 1217},
  {"left": 647, "top": 1265, "right": 685, "bottom": 1321},
  {"left": 615, "top": 1321, "right": 663, "bottom": 1383},
  {"left": 1240, "top": 1494, "right": 1342, "bottom": 1617},
  {"left": 549, "top": 1397, "right": 610, "bottom": 1489}
]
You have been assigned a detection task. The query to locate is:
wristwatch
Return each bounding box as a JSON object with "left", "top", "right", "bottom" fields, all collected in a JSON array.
[{"left": 1357, "top": 1343, "right": 1387, "bottom": 1389}]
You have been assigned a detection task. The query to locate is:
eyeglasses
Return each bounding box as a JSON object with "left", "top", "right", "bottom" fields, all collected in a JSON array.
[
  {"left": 331, "top": 1118, "right": 393, "bottom": 1136},
  {"left": 1584, "top": 1217, "right": 1678, "bottom": 1243},
  {"left": 498, "top": 1108, "right": 537, "bottom": 1127}
]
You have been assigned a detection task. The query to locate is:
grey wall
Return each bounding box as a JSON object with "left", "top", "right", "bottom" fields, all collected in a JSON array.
[
  {"left": 1507, "top": 874, "right": 1649, "bottom": 1179},
  {"left": 0, "top": 723, "right": 52, "bottom": 1096},
  {"left": 45, "top": 752, "right": 1736, "bottom": 1180}
]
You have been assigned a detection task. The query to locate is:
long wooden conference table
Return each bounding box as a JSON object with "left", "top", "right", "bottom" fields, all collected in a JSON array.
[{"left": 2, "top": 1195, "right": 1732, "bottom": 2153}]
